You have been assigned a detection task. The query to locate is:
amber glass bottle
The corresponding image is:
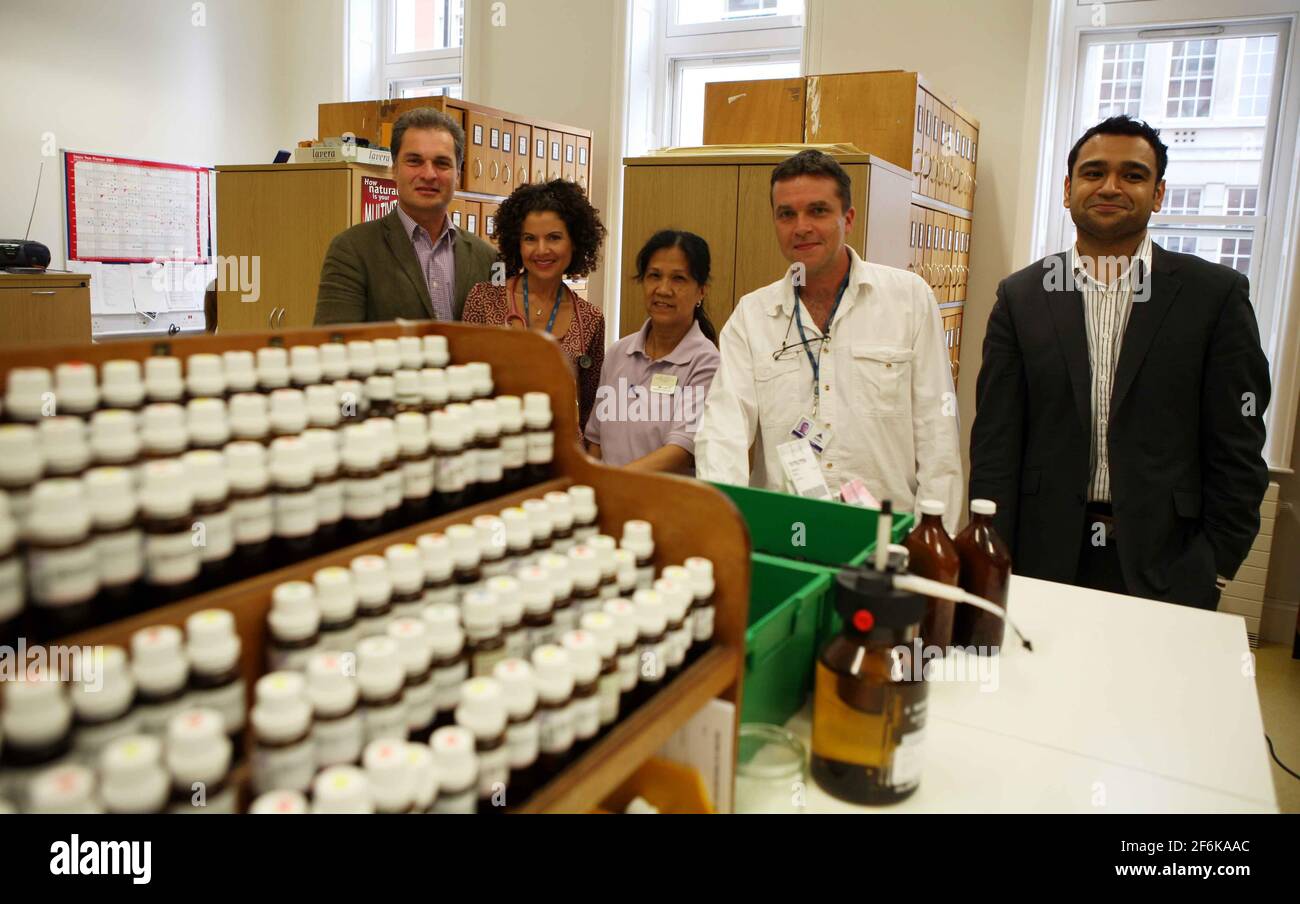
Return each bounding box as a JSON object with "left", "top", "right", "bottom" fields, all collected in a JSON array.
[
  {"left": 903, "top": 499, "right": 960, "bottom": 652},
  {"left": 950, "top": 498, "right": 1012, "bottom": 653}
]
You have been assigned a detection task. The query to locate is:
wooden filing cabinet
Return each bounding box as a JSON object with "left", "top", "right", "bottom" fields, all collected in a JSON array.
[
  {"left": 576, "top": 136, "right": 590, "bottom": 192},
  {"left": 563, "top": 134, "right": 577, "bottom": 183},
  {"left": 534, "top": 130, "right": 549, "bottom": 184},
  {"left": 511, "top": 121, "right": 531, "bottom": 189},
  {"left": 702, "top": 76, "right": 806, "bottom": 145},
  {"left": 0, "top": 273, "right": 92, "bottom": 345},
  {"left": 547, "top": 133, "right": 563, "bottom": 182},
  {"left": 481, "top": 201, "right": 501, "bottom": 248},
  {"left": 619, "top": 149, "right": 912, "bottom": 339}
]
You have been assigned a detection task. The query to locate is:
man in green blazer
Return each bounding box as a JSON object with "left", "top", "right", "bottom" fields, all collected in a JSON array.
[{"left": 314, "top": 108, "right": 499, "bottom": 325}]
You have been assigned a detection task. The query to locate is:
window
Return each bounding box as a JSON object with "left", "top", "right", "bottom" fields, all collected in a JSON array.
[
  {"left": 1098, "top": 43, "right": 1146, "bottom": 117},
  {"left": 1167, "top": 38, "right": 1217, "bottom": 118},
  {"left": 1162, "top": 186, "right": 1202, "bottom": 216},
  {"left": 1153, "top": 234, "right": 1201, "bottom": 255},
  {"left": 1220, "top": 236, "right": 1253, "bottom": 273},
  {"left": 347, "top": 0, "right": 464, "bottom": 103},
  {"left": 674, "top": 0, "right": 803, "bottom": 27},
  {"left": 1225, "top": 186, "right": 1259, "bottom": 216},
  {"left": 1237, "top": 35, "right": 1277, "bottom": 116},
  {"left": 672, "top": 55, "right": 800, "bottom": 146}
]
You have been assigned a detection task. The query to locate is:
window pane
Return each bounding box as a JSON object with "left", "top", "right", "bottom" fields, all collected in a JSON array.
[
  {"left": 676, "top": 58, "right": 800, "bottom": 145},
  {"left": 1167, "top": 38, "right": 1217, "bottom": 118},
  {"left": 1095, "top": 42, "right": 1145, "bottom": 120},
  {"left": 676, "top": 0, "right": 803, "bottom": 25},
  {"left": 393, "top": 0, "right": 464, "bottom": 53}
]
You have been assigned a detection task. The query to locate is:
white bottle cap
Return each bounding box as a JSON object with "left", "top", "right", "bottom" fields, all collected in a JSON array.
[
  {"left": 579, "top": 611, "right": 617, "bottom": 660},
  {"left": 251, "top": 671, "right": 311, "bottom": 743},
  {"left": 621, "top": 519, "right": 654, "bottom": 556},
  {"left": 350, "top": 555, "right": 393, "bottom": 610},
  {"left": 365, "top": 375, "right": 396, "bottom": 404},
  {"left": 589, "top": 535, "right": 617, "bottom": 577},
  {"left": 268, "top": 388, "right": 309, "bottom": 436},
  {"left": 462, "top": 589, "right": 500, "bottom": 634},
  {"left": 602, "top": 599, "right": 638, "bottom": 648},
  {"left": 139, "top": 458, "right": 193, "bottom": 519},
  {"left": 421, "top": 334, "right": 450, "bottom": 368},
  {"left": 373, "top": 339, "right": 401, "bottom": 374},
  {"left": 446, "top": 523, "right": 480, "bottom": 567},
  {"left": 140, "top": 402, "right": 188, "bottom": 454},
  {"left": 130, "top": 625, "right": 189, "bottom": 696},
  {"left": 256, "top": 346, "right": 290, "bottom": 389},
  {"left": 54, "top": 361, "right": 99, "bottom": 413},
  {"left": 539, "top": 553, "right": 574, "bottom": 600},
  {"left": 370, "top": 417, "right": 398, "bottom": 461},
  {"left": 27, "top": 478, "right": 92, "bottom": 542},
  {"left": 4, "top": 366, "right": 51, "bottom": 420},
  {"left": 684, "top": 557, "right": 715, "bottom": 597},
  {"left": 398, "top": 336, "right": 425, "bottom": 370},
  {"left": 568, "top": 485, "right": 596, "bottom": 520},
  {"left": 561, "top": 630, "right": 600, "bottom": 684},
  {"left": 347, "top": 340, "right": 377, "bottom": 379},
  {"left": 143, "top": 356, "right": 184, "bottom": 401},
  {"left": 661, "top": 564, "right": 691, "bottom": 586},
  {"left": 919, "top": 498, "right": 946, "bottom": 517},
  {"left": 356, "top": 635, "right": 404, "bottom": 698},
  {"left": 301, "top": 428, "right": 340, "bottom": 480},
  {"left": 224, "top": 441, "right": 269, "bottom": 493},
  {"left": 28, "top": 764, "right": 100, "bottom": 813},
  {"left": 305, "top": 385, "right": 342, "bottom": 429},
  {"left": 100, "top": 735, "right": 169, "bottom": 814},
  {"left": 971, "top": 498, "right": 997, "bottom": 516},
  {"left": 340, "top": 424, "right": 382, "bottom": 471},
  {"left": 84, "top": 465, "right": 138, "bottom": 527},
  {"left": 88, "top": 409, "right": 140, "bottom": 464},
  {"left": 406, "top": 741, "right": 439, "bottom": 811},
  {"left": 72, "top": 644, "right": 134, "bottom": 722},
  {"left": 101, "top": 359, "right": 146, "bottom": 408},
  {"left": 395, "top": 411, "right": 429, "bottom": 455},
  {"left": 420, "top": 368, "right": 449, "bottom": 407},
  {"left": 633, "top": 589, "right": 668, "bottom": 635},
  {"left": 495, "top": 395, "right": 524, "bottom": 431},
  {"left": 305, "top": 651, "right": 360, "bottom": 717},
  {"left": 363, "top": 738, "right": 414, "bottom": 812},
  {"left": 493, "top": 658, "right": 538, "bottom": 718},
  {"left": 0, "top": 498, "right": 12, "bottom": 559},
  {"left": 466, "top": 362, "right": 493, "bottom": 397},
  {"left": 474, "top": 515, "right": 506, "bottom": 558},
  {"left": 0, "top": 423, "right": 44, "bottom": 484},
  {"left": 36, "top": 416, "right": 89, "bottom": 475},
  {"left": 471, "top": 398, "right": 500, "bottom": 436},
  {"left": 228, "top": 392, "right": 270, "bottom": 438},
  {"left": 614, "top": 549, "right": 637, "bottom": 585},
  {"left": 186, "top": 608, "right": 242, "bottom": 676},
  {"left": 318, "top": 343, "right": 350, "bottom": 381},
  {"left": 269, "top": 435, "right": 314, "bottom": 487},
  {"left": 654, "top": 577, "right": 692, "bottom": 622},
  {"left": 389, "top": 617, "right": 434, "bottom": 676},
  {"left": 421, "top": 603, "right": 464, "bottom": 657},
  {"left": 445, "top": 365, "right": 473, "bottom": 401},
  {"left": 250, "top": 790, "right": 310, "bottom": 814},
  {"left": 448, "top": 404, "right": 476, "bottom": 444},
  {"left": 430, "top": 725, "right": 476, "bottom": 791},
  {"left": 416, "top": 533, "right": 453, "bottom": 581},
  {"left": 394, "top": 369, "right": 423, "bottom": 402},
  {"left": 0, "top": 668, "right": 72, "bottom": 750},
  {"left": 486, "top": 576, "right": 523, "bottom": 626},
  {"left": 567, "top": 545, "right": 600, "bottom": 588},
  {"left": 269, "top": 581, "right": 320, "bottom": 642},
  {"left": 221, "top": 350, "right": 258, "bottom": 393},
  {"left": 517, "top": 565, "right": 554, "bottom": 616},
  {"left": 165, "top": 708, "right": 232, "bottom": 785},
  {"left": 186, "top": 397, "right": 230, "bottom": 447},
  {"left": 289, "top": 345, "right": 323, "bottom": 386},
  {"left": 501, "top": 507, "right": 532, "bottom": 548},
  {"left": 529, "top": 645, "right": 574, "bottom": 701},
  {"left": 522, "top": 391, "right": 552, "bottom": 427},
  {"left": 455, "top": 676, "right": 507, "bottom": 738},
  {"left": 185, "top": 353, "right": 226, "bottom": 398},
  {"left": 312, "top": 567, "right": 357, "bottom": 623},
  {"left": 428, "top": 409, "right": 455, "bottom": 451},
  {"left": 334, "top": 379, "right": 365, "bottom": 417},
  {"left": 312, "top": 765, "right": 374, "bottom": 814},
  {"left": 522, "top": 498, "right": 552, "bottom": 539}
]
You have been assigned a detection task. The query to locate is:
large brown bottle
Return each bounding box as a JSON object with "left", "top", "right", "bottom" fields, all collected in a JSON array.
[
  {"left": 811, "top": 562, "right": 928, "bottom": 806},
  {"left": 950, "top": 498, "right": 1012, "bottom": 653},
  {"left": 903, "top": 499, "right": 960, "bottom": 652}
]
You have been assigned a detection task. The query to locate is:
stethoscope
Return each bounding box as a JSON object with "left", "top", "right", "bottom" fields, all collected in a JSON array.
[{"left": 505, "top": 273, "right": 593, "bottom": 369}]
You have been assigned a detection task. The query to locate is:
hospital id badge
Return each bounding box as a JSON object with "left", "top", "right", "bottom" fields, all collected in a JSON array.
[
  {"left": 649, "top": 373, "right": 678, "bottom": 395},
  {"left": 777, "top": 438, "right": 832, "bottom": 500}
]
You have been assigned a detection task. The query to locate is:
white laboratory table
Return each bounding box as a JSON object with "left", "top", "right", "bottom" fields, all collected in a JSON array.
[{"left": 785, "top": 575, "right": 1279, "bottom": 813}]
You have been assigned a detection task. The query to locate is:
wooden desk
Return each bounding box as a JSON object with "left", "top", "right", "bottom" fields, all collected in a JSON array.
[{"left": 0, "top": 272, "right": 92, "bottom": 345}]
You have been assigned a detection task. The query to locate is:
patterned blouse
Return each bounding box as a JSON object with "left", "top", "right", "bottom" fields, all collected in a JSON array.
[{"left": 463, "top": 281, "right": 606, "bottom": 430}]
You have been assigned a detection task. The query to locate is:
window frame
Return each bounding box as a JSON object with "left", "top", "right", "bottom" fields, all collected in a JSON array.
[
  {"left": 667, "top": 0, "right": 804, "bottom": 37},
  {"left": 667, "top": 49, "right": 801, "bottom": 146},
  {"left": 1163, "top": 36, "right": 1220, "bottom": 119},
  {"left": 346, "top": 0, "right": 466, "bottom": 102}
]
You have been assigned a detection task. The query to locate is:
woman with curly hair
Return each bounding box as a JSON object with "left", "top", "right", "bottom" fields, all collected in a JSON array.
[{"left": 463, "top": 179, "right": 608, "bottom": 428}]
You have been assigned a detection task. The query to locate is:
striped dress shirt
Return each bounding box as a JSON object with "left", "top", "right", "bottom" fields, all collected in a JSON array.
[
  {"left": 1071, "top": 231, "right": 1153, "bottom": 503},
  {"left": 395, "top": 205, "right": 457, "bottom": 321}
]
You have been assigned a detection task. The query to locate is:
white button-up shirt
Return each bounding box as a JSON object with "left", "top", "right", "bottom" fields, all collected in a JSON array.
[{"left": 695, "top": 246, "right": 963, "bottom": 532}]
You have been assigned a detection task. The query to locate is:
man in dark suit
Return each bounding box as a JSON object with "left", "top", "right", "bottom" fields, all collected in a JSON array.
[
  {"left": 314, "top": 108, "right": 498, "bottom": 325},
  {"left": 969, "top": 115, "right": 1270, "bottom": 609}
]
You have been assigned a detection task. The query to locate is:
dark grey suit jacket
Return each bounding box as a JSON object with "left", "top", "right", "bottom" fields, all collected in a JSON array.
[
  {"left": 313, "top": 208, "right": 498, "bottom": 325},
  {"left": 969, "top": 243, "right": 1271, "bottom": 609}
]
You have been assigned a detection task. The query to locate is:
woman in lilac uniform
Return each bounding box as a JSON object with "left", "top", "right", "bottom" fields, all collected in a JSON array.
[{"left": 585, "top": 230, "right": 720, "bottom": 474}]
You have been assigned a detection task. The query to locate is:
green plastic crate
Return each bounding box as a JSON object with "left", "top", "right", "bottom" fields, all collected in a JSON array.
[{"left": 742, "top": 553, "right": 833, "bottom": 727}]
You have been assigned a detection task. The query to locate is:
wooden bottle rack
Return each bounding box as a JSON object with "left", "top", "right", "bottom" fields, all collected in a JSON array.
[{"left": 0, "top": 321, "right": 751, "bottom": 814}]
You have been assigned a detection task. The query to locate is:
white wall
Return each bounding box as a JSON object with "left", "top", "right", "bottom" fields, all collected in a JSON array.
[{"left": 0, "top": 0, "right": 336, "bottom": 268}]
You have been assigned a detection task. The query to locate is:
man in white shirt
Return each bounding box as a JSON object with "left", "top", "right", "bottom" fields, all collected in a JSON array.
[{"left": 695, "top": 150, "right": 963, "bottom": 530}]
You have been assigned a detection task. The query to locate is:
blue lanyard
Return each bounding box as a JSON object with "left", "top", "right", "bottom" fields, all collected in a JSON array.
[
  {"left": 793, "top": 267, "right": 852, "bottom": 409},
  {"left": 522, "top": 273, "right": 565, "bottom": 334}
]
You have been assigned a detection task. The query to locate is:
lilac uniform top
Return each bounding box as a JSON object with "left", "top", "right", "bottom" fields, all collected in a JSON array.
[{"left": 584, "top": 318, "right": 720, "bottom": 473}]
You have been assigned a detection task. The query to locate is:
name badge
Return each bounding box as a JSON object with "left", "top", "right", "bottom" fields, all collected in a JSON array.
[
  {"left": 777, "top": 438, "right": 832, "bottom": 500},
  {"left": 649, "top": 373, "right": 678, "bottom": 395}
]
